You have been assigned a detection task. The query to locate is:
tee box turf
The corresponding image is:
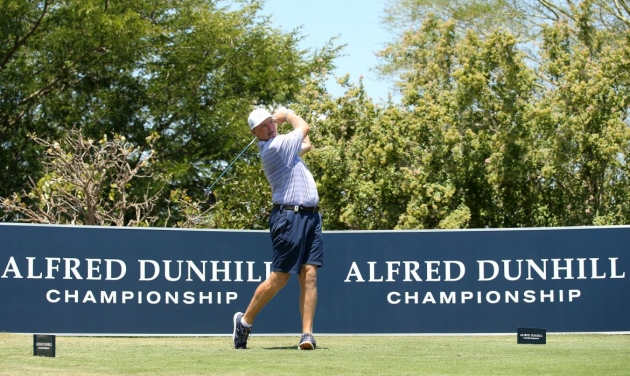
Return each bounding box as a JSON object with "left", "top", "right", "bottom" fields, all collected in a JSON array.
[
  {"left": 33, "top": 334, "right": 56, "bottom": 357},
  {"left": 517, "top": 328, "right": 546, "bottom": 344}
]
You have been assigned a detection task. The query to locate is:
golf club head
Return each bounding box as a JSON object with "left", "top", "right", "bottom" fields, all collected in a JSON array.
[{"left": 204, "top": 188, "right": 217, "bottom": 205}]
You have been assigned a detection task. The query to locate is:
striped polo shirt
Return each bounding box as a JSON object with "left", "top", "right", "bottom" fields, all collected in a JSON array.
[{"left": 258, "top": 129, "right": 319, "bottom": 207}]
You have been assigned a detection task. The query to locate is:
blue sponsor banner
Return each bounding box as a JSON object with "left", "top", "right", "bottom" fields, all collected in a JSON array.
[{"left": 0, "top": 223, "right": 628, "bottom": 335}]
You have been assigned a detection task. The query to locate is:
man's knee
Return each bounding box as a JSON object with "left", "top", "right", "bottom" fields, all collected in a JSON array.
[
  {"left": 268, "top": 271, "right": 290, "bottom": 289},
  {"left": 300, "top": 265, "right": 317, "bottom": 286}
]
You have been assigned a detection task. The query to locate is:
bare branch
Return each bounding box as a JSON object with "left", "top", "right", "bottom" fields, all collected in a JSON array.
[
  {"left": 537, "top": 0, "right": 575, "bottom": 21},
  {"left": 2, "top": 128, "right": 213, "bottom": 227},
  {"left": 612, "top": 0, "right": 630, "bottom": 26},
  {"left": 0, "top": 0, "right": 54, "bottom": 71}
]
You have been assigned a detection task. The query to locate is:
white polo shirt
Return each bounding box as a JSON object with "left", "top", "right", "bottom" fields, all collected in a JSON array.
[{"left": 258, "top": 129, "right": 319, "bottom": 207}]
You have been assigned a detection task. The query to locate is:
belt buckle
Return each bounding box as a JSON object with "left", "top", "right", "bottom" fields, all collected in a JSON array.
[{"left": 293, "top": 205, "right": 299, "bottom": 213}]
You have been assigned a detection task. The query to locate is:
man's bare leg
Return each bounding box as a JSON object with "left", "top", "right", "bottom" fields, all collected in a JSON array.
[
  {"left": 242, "top": 271, "right": 290, "bottom": 325},
  {"left": 298, "top": 264, "right": 318, "bottom": 349}
]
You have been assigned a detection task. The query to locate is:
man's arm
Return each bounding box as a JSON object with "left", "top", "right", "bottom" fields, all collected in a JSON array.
[
  {"left": 274, "top": 107, "right": 313, "bottom": 156},
  {"left": 299, "top": 134, "right": 313, "bottom": 156}
]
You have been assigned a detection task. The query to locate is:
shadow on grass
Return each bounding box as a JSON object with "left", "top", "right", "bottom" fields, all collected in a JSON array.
[
  {"left": 262, "top": 346, "right": 326, "bottom": 350},
  {"left": 262, "top": 346, "right": 298, "bottom": 350}
]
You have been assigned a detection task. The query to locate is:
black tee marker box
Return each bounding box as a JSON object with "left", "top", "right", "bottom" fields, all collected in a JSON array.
[
  {"left": 33, "top": 334, "right": 56, "bottom": 357},
  {"left": 517, "top": 328, "right": 546, "bottom": 344}
]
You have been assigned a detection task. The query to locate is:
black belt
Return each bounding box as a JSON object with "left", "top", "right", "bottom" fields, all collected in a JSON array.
[{"left": 273, "top": 204, "right": 319, "bottom": 213}]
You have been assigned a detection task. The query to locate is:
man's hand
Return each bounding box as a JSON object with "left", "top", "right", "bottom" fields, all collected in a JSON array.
[
  {"left": 274, "top": 106, "right": 310, "bottom": 139},
  {"left": 272, "top": 107, "right": 292, "bottom": 124}
]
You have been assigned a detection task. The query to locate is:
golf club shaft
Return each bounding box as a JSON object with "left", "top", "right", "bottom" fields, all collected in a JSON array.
[{"left": 205, "top": 137, "right": 257, "bottom": 193}]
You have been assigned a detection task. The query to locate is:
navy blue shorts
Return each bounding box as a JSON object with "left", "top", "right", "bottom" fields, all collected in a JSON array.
[{"left": 268, "top": 208, "right": 324, "bottom": 274}]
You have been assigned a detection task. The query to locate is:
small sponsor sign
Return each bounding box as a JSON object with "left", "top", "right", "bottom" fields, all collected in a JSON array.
[
  {"left": 33, "top": 334, "right": 56, "bottom": 357},
  {"left": 517, "top": 328, "right": 546, "bottom": 344}
]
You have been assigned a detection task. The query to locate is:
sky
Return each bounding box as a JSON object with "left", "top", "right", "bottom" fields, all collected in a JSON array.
[{"left": 261, "top": 0, "right": 398, "bottom": 102}]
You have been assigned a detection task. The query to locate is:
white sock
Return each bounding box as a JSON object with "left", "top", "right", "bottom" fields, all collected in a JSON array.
[{"left": 241, "top": 318, "right": 252, "bottom": 328}]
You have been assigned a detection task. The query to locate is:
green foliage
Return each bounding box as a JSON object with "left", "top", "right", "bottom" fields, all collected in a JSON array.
[
  {"left": 532, "top": 9, "right": 630, "bottom": 225},
  {"left": 382, "top": 0, "right": 525, "bottom": 36},
  {"left": 0, "top": 128, "right": 229, "bottom": 228},
  {"left": 0, "top": 0, "right": 340, "bottom": 227},
  {"left": 310, "top": 1, "right": 630, "bottom": 229},
  {"left": 3, "top": 0, "right": 630, "bottom": 230},
  {"left": 166, "top": 189, "right": 215, "bottom": 228},
  {"left": 0, "top": 128, "right": 165, "bottom": 225}
]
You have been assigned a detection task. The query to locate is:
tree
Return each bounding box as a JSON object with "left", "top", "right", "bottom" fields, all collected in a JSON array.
[
  {"left": 531, "top": 3, "right": 630, "bottom": 225},
  {"left": 0, "top": 127, "right": 220, "bottom": 227},
  {"left": 370, "top": 0, "right": 630, "bottom": 227},
  {"left": 0, "top": 128, "right": 164, "bottom": 225},
  {"left": 315, "top": 20, "right": 538, "bottom": 229},
  {"left": 0, "top": 0, "right": 341, "bottom": 227},
  {"left": 378, "top": 1, "right": 630, "bottom": 82},
  {"left": 381, "top": 1, "right": 630, "bottom": 39},
  {"left": 308, "top": 0, "right": 630, "bottom": 229}
]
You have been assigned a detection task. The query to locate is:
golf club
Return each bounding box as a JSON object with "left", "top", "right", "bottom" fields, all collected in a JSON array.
[{"left": 204, "top": 137, "right": 258, "bottom": 205}]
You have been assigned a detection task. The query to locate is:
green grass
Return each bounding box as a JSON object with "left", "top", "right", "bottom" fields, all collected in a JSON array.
[{"left": 1, "top": 333, "right": 629, "bottom": 375}]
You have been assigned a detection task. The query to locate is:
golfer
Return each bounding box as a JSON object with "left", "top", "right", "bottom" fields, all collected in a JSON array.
[{"left": 232, "top": 106, "right": 323, "bottom": 350}]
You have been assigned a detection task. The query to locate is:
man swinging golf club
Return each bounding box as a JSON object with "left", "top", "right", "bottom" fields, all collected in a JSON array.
[{"left": 232, "top": 106, "right": 323, "bottom": 350}]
